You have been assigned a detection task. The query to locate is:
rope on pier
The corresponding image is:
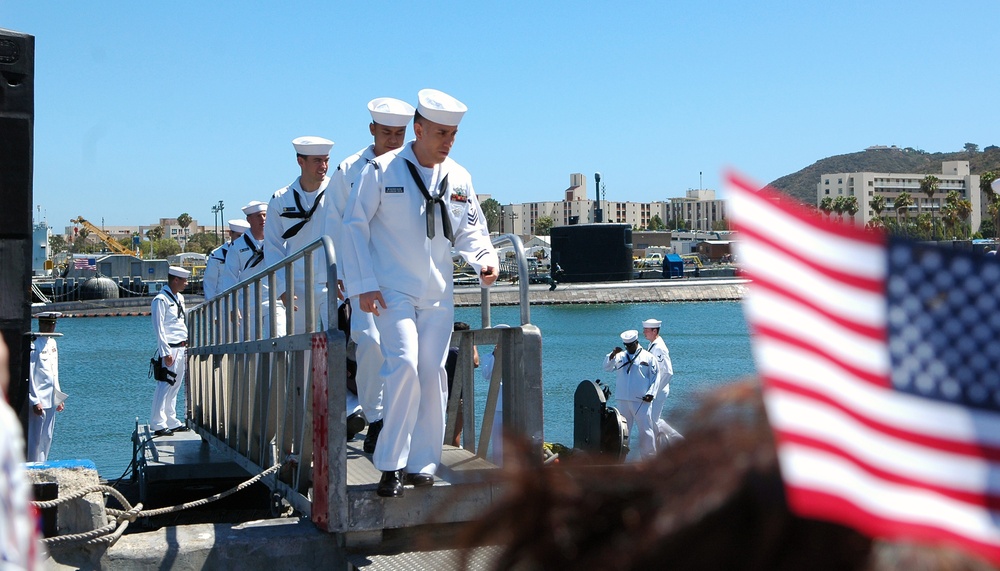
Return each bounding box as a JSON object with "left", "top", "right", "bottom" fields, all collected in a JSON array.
[{"left": 31, "top": 462, "right": 282, "bottom": 547}]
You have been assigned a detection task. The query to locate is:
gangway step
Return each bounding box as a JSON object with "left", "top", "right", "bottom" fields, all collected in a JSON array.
[{"left": 341, "top": 437, "right": 503, "bottom": 535}]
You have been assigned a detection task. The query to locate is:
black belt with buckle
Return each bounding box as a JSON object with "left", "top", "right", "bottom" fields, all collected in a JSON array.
[{"left": 169, "top": 341, "right": 188, "bottom": 347}]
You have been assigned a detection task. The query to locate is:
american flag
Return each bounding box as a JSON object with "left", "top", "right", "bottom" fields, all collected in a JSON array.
[
  {"left": 73, "top": 257, "right": 96, "bottom": 270},
  {"left": 727, "top": 170, "right": 1000, "bottom": 565}
]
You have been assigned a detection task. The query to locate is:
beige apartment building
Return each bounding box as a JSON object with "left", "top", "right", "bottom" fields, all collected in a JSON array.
[
  {"left": 816, "top": 160, "right": 982, "bottom": 233},
  {"left": 500, "top": 173, "right": 707, "bottom": 235}
]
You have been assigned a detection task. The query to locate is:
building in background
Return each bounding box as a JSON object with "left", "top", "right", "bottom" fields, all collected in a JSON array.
[{"left": 816, "top": 161, "right": 982, "bottom": 233}]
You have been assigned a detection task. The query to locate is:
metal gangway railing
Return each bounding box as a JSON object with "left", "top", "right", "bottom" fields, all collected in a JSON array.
[{"left": 185, "top": 234, "right": 542, "bottom": 536}]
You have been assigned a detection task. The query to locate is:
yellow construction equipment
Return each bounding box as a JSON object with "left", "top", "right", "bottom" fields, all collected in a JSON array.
[
  {"left": 680, "top": 254, "right": 703, "bottom": 268},
  {"left": 70, "top": 217, "right": 134, "bottom": 256}
]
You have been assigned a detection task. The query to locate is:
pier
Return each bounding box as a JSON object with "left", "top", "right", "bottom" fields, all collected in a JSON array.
[{"left": 51, "top": 235, "right": 541, "bottom": 569}]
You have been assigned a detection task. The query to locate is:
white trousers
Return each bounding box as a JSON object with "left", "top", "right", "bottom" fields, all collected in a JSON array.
[
  {"left": 351, "top": 304, "right": 384, "bottom": 422},
  {"left": 372, "top": 289, "right": 452, "bottom": 474},
  {"left": 618, "top": 398, "right": 657, "bottom": 459},
  {"left": 151, "top": 347, "right": 186, "bottom": 431},
  {"left": 26, "top": 408, "right": 56, "bottom": 462},
  {"left": 651, "top": 384, "right": 683, "bottom": 445}
]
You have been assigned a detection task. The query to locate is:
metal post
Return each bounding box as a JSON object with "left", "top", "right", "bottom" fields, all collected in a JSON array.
[{"left": 594, "top": 172, "right": 602, "bottom": 223}]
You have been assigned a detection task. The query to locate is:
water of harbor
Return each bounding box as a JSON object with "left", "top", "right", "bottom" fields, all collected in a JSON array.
[{"left": 44, "top": 301, "right": 754, "bottom": 478}]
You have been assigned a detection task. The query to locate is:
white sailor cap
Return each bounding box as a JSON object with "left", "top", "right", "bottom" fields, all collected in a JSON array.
[
  {"left": 368, "top": 97, "right": 416, "bottom": 127},
  {"left": 620, "top": 330, "right": 639, "bottom": 344},
  {"left": 292, "top": 136, "right": 334, "bottom": 156},
  {"left": 228, "top": 219, "right": 250, "bottom": 233},
  {"left": 416, "top": 89, "right": 467, "bottom": 126},
  {"left": 242, "top": 201, "right": 267, "bottom": 215},
  {"left": 37, "top": 311, "right": 62, "bottom": 321},
  {"left": 642, "top": 318, "right": 662, "bottom": 329},
  {"left": 168, "top": 266, "right": 191, "bottom": 279}
]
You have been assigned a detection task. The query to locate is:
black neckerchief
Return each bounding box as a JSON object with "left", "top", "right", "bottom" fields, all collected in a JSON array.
[
  {"left": 403, "top": 159, "right": 453, "bottom": 244},
  {"left": 163, "top": 287, "right": 185, "bottom": 322},
  {"left": 279, "top": 187, "right": 325, "bottom": 239},
  {"left": 242, "top": 233, "right": 264, "bottom": 271}
]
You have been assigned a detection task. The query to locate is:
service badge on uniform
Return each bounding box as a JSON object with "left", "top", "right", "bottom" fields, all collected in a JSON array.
[{"left": 450, "top": 185, "right": 468, "bottom": 203}]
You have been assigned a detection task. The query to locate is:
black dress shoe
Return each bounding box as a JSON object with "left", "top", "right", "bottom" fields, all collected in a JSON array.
[
  {"left": 346, "top": 411, "right": 367, "bottom": 440},
  {"left": 153, "top": 428, "right": 174, "bottom": 437},
  {"left": 405, "top": 472, "right": 434, "bottom": 487},
  {"left": 171, "top": 426, "right": 191, "bottom": 433},
  {"left": 363, "top": 419, "right": 383, "bottom": 454},
  {"left": 377, "top": 470, "right": 403, "bottom": 498}
]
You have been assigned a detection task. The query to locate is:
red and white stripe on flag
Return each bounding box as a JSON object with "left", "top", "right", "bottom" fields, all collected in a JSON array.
[{"left": 726, "top": 169, "right": 1000, "bottom": 565}]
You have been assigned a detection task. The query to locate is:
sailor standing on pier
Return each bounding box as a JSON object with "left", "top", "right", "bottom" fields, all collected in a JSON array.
[
  {"left": 27, "top": 311, "right": 65, "bottom": 462},
  {"left": 342, "top": 89, "right": 499, "bottom": 497},
  {"left": 203, "top": 219, "right": 249, "bottom": 300},
  {"left": 329, "top": 97, "right": 415, "bottom": 453},
  {"left": 642, "top": 318, "right": 683, "bottom": 447},
  {"left": 264, "top": 136, "right": 335, "bottom": 334},
  {"left": 603, "top": 329, "right": 659, "bottom": 459},
  {"left": 150, "top": 266, "right": 191, "bottom": 436}
]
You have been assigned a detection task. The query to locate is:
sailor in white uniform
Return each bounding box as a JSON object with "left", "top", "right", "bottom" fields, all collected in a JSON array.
[
  {"left": 264, "top": 136, "right": 335, "bottom": 335},
  {"left": 203, "top": 220, "right": 249, "bottom": 300},
  {"left": 603, "top": 329, "right": 660, "bottom": 459},
  {"left": 221, "top": 201, "right": 286, "bottom": 338},
  {"left": 643, "top": 318, "right": 683, "bottom": 447},
  {"left": 27, "top": 311, "right": 65, "bottom": 462},
  {"left": 342, "top": 89, "right": 499, "bottom": 498},
  {"left": 150, "top": 266, "right": 191, "bottom": 436},
  {"left": 329, "top": 97, "right": 415, "bottom": 453}
]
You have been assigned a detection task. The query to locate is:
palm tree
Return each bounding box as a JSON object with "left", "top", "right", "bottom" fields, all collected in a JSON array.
[
  {"left": 920, "top": 175, "right": 940, "bottom": 238},
  {"left": 832, "top": 196, "right": 846, "bottom": 222},
  {"left": 895, "top": 192, "right": 913, "bottom": 230},
  {"left": 819, "top": 197, "right": 833, "bottom": 220},
  {"left": 844, "top": 196, "right": 859, "bottom": 225},
  {"left": 956, "top": 197, "right": 972, "bottom": 239},
  {"left": 869, "top": 194, "right": 887, "bottom": 230},
  {"left": 981, "top": 171, "right": 1000, "bottom": 237}
]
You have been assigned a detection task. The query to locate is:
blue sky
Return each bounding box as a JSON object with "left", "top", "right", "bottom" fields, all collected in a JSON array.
[{"left": 6, "top": 1, "right": 1000, "bottom": 230}]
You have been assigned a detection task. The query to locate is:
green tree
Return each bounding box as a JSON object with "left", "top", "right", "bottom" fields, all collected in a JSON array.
[
  {"left": 844, "top": 196, "right": 859, "bottom": 224},
  {"left": 982, "top": 170, "right": 1000, "bottom": 236},
  {"left": 480, "top": 198, "right": 501, "bottom": 234},
  {"left": 146, "top": 225, "right": 164, "bottom": 242},
  {"left": 49, "top": 234, "right": 68, "bottom": 255},
  {"left": 647, "top": 214, "right": 666, "bottom": 231},
  {"left": 177, "top": 212, "right": 193, "bottom": 252},
  {"left": 920, "top": 175, "right": 940, "bottom": 237},
  {"left": 832, "top": 195, "right": 846, "bottom": 222},
  {"left": 186, "top": 231, "right": 219, "bottom": 255},
  {"left": 964, "top": 143, "right": 979, "bottom": 154},
  {"left": 894, "top": 192, "right": 913, "bottom": 227},
  {"left": 534, "top": 215, "right": 554, "bottom": 236},
  {"left": 152, "top": 238, "right": 181, "bottom": 258},
  {"left": 819, "top": 197, "right": 833, "bottom": 219},
  {"left": 869, "top": 194, "right": 887, "bottom": 229}
]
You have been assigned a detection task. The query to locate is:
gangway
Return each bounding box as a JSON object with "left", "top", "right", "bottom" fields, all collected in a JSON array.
[{"left": 176, "top": 234, "right": 542, "bottom": 548}]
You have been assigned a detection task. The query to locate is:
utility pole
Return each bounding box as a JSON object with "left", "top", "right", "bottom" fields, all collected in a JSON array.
[{"left": 211, "top": 200, "right": 224, "bottom": 245}]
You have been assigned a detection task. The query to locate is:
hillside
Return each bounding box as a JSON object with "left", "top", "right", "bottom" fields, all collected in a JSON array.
[{"left": 768, "top": 145, "right": 1000, "bottom": 205}]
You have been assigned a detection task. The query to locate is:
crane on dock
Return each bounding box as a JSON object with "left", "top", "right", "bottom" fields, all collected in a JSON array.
[{"left": 71, "top": 216, "right": 135, "bottom": 256}]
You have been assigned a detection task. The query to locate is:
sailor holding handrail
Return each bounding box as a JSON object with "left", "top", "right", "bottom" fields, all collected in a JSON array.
[{"left": 342, "top": 89, "right": 499, "bottom": 497}]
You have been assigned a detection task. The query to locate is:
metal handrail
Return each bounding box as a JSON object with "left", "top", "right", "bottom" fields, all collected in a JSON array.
[
  {"left": 480, "top": 233, "right": 531, "bottom": 328},
  {"left": 186, "top": 236, "right": 345, "bottom": 519}
]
